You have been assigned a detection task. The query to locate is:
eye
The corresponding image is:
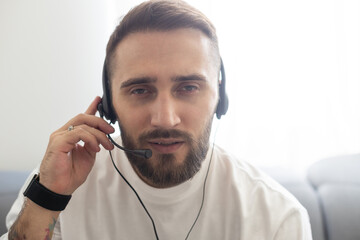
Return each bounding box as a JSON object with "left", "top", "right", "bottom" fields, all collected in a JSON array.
[
  {"left": 131, "top": 88, "right": 149, "bottom": 95},
  {"left": 178, "top": 84, "right": 200, "bottom": 94}
]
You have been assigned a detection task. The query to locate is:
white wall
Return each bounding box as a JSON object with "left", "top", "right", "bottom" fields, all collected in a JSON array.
[
  {"left": 212, "top": 0, "right": 360, "bottom": 169},
  {"left": 1, "top": 0, "right": 359, "bottom": 171},
  {"left": 0, "top": 1, "right": 115, "bottom": 170}
]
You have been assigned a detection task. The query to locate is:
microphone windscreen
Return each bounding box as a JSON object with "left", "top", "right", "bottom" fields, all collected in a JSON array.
[{"left": 132, "top": 149, "right": 152, "bottom": 159}]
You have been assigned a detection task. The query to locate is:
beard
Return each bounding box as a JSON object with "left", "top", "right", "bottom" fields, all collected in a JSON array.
[{"left": 118, "top": 118, "right": 213, "bottom": 188}]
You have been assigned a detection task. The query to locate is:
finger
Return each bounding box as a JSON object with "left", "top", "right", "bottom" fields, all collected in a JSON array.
[
  {"left": 59, "top": 114, "right": 114, "bottom": 135},
  {"left": 85, "top": 96, "right": 102, "bottom": 115},
  {"left": 56, "top": 127, "right": 102, "bottom": 153},
  {"left": 71, "top": 124, "right": 114, "bottom": 150},
  {"left": 83, "top": 142, "right": 97, "bottom": 158}
]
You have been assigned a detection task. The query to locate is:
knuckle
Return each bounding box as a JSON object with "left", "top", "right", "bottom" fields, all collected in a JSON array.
[
  {"left": 76, "top": 124, "right": 88, "bottom": 132},
  {"left": 49, "top": 132, "right": 56, "bottom": 140},
  {"left": 76, "top": 113, "right": 86, "bottom": 121},
  {"left": 49, "top": 131, "right": 59, "bottom": 141}
]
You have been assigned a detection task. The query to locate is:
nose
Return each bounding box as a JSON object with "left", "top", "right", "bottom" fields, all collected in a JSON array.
[{"left": 150, "top": 93, "right": 181, "bottom": 128}]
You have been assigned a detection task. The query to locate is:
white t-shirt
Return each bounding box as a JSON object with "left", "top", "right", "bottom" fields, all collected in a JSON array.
[{"left": 3, "top": 143, "right": 312, "bottom": 240}]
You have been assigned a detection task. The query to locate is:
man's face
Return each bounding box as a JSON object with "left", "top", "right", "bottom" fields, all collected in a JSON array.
[{"left": 110, "top": 28, "right": 219, "bottom": 188}]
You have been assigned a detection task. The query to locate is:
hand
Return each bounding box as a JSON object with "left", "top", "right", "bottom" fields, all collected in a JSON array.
[{"left": 39, "top": 96, "right": 114, "bottom": 195}]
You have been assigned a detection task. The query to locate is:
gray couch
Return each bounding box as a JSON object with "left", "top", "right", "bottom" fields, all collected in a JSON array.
[
  {"left": 263, "top": 154, "right": 360, "bottom": 240},
  {"left": 0, "top": 170, "right": 30, "bottom": 235},
  {"left": 1, "top": 154, "right": 359, "bottom": 239}
]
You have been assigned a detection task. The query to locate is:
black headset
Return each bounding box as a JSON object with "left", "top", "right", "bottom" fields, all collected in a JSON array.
[{"left": 98, "top": 59, "right": 228, "bottom": 123}]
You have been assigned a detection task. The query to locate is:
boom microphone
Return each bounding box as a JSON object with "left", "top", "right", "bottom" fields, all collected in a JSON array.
[
  {"left": 107, "top": 134, "right": 152, "bottom": 159},
  {"left": 97, "top": 102, "right": 152, "bottom": 159}
]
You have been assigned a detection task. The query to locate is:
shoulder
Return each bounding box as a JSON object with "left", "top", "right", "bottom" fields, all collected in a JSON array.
[
  {"left": 211, "top": 144, "right": 308, "bottom": 217},
  {"left": 204, "top": 145, "right": 311, "bottom": 237}
]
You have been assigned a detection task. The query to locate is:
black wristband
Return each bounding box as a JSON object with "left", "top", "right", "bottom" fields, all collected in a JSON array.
[{"left": 23, "top": 174, "right": 72, "bottom": 211}]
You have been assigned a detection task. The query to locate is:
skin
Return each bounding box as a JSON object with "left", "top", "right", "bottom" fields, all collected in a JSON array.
[
  {"left": 111, "top": 29, "right": 219, "bottom": 187},
  {"left": 8, "top": 28, "right": 219, "bottom": 238},
  {"left": 9, "top": 97, "right": 115, "bottom": 239}
]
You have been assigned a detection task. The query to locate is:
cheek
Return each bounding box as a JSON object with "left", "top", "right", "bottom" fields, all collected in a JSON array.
[
  {"left": 183, "top": 94, "right": 217, "bottom": 130},
  {"left": 112, "top": 98, "right": 148, "bottom": 136},
  {"left": 118, "top": 110, "right": 148, "bottom": 134}
]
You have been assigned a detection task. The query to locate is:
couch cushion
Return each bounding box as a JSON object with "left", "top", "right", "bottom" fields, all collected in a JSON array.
[
  {"left": 307, "top": 154, "right": 360, "bottom": 240},
  {"left": 318, "top": 184, "right": 360, "bottom": 240},
  {"left": 307, "top": 154, "right": 360, "bottom": 188},
  {"left": 0, "top": 171, "right": 30, "bottom": 235}
]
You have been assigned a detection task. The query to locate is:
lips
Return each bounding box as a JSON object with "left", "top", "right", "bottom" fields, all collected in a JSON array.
[{"left": 148, "top": 138, "right": 184, "bottom": 154}]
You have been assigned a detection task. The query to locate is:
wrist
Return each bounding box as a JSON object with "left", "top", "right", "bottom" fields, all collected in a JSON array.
[
  {"left": 38, "top": 173, "right": 72, "bottom": 195},
  {"left": 23, "top": 174, "right": 72, "bottom": 211}
]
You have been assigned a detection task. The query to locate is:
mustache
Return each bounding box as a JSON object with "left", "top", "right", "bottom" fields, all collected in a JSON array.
[{"left": 139, "top": 129, "right": 193, "bottom": 143}]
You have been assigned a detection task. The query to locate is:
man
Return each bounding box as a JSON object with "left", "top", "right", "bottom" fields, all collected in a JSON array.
[{"left": 2, "top": 0, "right": 312, "bottom": 239}]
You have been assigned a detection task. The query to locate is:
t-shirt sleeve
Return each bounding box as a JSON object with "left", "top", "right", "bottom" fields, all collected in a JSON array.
[
  {"left": 2, "top": 168, "right": 62, "bottom": 239},
  {"left": 273, "top": 207, "right": 313, "bottom": 240},
  {"left": 5, "top": 170, "right": 36, "bottom": 232}
]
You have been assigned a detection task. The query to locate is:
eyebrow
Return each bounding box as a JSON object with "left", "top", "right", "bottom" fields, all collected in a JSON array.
[
  {"left": 120, "top": 73, "right": 207, "bottom": 88},
  {"left": 172, "top": 74, "right": 207, "bottom": 82},
  {"left": 120, "top": 77, "right": 156, "bottom": 88}
]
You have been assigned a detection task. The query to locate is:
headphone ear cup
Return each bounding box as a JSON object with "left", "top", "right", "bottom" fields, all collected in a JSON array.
[
  {"left": 97, "top": 101, "right": 105, "bottom": 118},
  {"left": 215, "top": 59, "right": 229, "bottom": 119},
  {"left": 216, "top": 91, "right": 229, "bottom": 119},
  {"left": 98, "top": 95, "right": 117, "bottom": 123},
  {"left": 100, "top": 61, "right": 117, "bottom": 123}
]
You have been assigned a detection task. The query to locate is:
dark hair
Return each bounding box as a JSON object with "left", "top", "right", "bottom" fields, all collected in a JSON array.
[{"left": 105, "top": 0, "right": 220, "bottom": 79}]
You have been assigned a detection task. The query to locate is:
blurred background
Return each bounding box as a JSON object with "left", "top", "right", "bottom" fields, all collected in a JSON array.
[{"left": 0, "top": 0, "right": 359, "bottom": 171}]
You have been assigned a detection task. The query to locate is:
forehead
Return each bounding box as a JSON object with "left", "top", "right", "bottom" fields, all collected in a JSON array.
[{"left": 110, "top": 28, "right": 217, "bottom": 82}]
